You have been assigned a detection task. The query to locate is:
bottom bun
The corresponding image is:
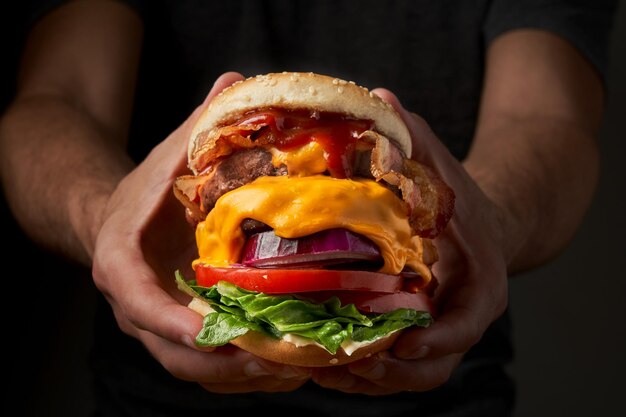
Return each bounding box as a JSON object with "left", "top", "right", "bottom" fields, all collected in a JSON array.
[{"left": 230, "top": 329, "right": 402, "bottom": 367}]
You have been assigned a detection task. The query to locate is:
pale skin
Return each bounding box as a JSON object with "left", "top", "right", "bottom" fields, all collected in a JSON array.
[{"left": 0, "top": 0, "right": 603, "bottom": 395}]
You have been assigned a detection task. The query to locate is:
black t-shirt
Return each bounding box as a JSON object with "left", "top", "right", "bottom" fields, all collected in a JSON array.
[{"left": 25, "top": 1, "right": 616, "bottom": 416}]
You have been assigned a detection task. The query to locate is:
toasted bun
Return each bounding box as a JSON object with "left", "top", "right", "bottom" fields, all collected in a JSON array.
[
  {"left": 188, "top": 72, "right": 411, "bottom": 174},
  {"left": 230, "top": 328, "right": 401, "bottom": 367}
]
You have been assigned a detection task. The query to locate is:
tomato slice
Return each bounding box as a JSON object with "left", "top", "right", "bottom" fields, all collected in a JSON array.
[
  {"left": 195, "top": 265, "right": 403, "bottom": 294},
  {"left": 298, "top": 291, "right": 434, "bottom": 315}
]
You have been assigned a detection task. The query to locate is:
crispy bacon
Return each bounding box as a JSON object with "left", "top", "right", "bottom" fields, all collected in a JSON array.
[
  {"left": 179, "top": 121, "right": 455, "bottom": 238},
  {"left": 364, "top": 131, "right": 455, "bottom": 238},
  {"left": 190, "top": 123, "right": 268, "bottom": 174},
  {"left": 178, "top": 121, "right": 278, "bottom": 222},
  {"left": 173, "top": 174, "right": 210, "bottom": 223},
  {"left": 400, "top": 159, "right": 455, "bottom": 238},
  {"left": 359, "top": 130, "right": 404, "bottom": 179}
]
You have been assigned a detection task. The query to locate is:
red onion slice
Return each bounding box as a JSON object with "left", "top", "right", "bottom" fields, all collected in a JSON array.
[{"left": 241, "top": 228, "right": 383, "bottom": 269}]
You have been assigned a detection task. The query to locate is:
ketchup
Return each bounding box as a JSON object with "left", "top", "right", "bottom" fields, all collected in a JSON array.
[{"left": 236, "top": 108, "right": 373, "bottom": 179}]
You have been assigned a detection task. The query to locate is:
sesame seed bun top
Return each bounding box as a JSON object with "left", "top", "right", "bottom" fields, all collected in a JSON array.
[{"left": 188, "top": 72, "right": 412, "bottom": 174}]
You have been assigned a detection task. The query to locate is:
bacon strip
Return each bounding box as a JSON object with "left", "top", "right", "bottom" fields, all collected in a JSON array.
[
  {"left": 174, "top": 148, "right": 283, "bottom": 222},
  {"left": 179, "top": 122, "right": 275, "bottom": 221},
  {"left": 190, "top": 123, "right": 267, "bottom": 174},
  {"left": 359, "top": 130, "right": 405, "bottom": 179},
  {"left": 173, "top": 174, "right": 210, "bottom": 223},
  {"left": 182, "top": 124, "right": 455, "bottom": 238},
  {"left": 364, "top": 131, "right": 455, "bottom": 238}
]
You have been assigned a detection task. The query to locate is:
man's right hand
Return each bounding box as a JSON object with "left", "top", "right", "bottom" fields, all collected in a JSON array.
[{"left": 91, "top": 72, "right": 311, "bottom": 393}]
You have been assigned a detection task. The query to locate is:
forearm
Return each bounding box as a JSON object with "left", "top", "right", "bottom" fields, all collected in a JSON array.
[
  {"left": 464, "top": 116, "right": 599, "bottom": 274},
  {"left": 0, "top": 94, "right": 134, "bottom": 264},
  {"left": 464, "top": 29, "right": 605, "bottom": 275},
  {"left": 0, "top": 0, "right": 142, "bottom": 264}
]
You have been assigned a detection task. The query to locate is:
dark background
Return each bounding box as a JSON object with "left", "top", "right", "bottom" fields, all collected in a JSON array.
[{"left": 1, "top": 3, "right": 624, "bottom": 416}]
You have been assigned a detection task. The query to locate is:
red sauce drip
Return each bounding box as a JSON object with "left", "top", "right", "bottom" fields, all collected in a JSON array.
[{"left": 236, "top": 108, "right": 373, "bottom": 179}]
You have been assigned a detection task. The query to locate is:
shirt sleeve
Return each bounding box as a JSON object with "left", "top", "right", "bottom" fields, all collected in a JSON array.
[{"left": 484, "top": 0, "right": 618, "bottom": 81}]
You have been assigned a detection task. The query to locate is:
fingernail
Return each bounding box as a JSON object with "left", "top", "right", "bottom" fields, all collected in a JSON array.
[
  {"left": 244, "top": 361, "right": 273, "bottom": 377},
  {"left": 182, "top": 334, "right": 196, "bottom": 348},
  {"left": 412, "top": 345, "right": 430, "bottom": 359},
  {"left": 183, "top": 334, "right": 215, "bottom": 352}
]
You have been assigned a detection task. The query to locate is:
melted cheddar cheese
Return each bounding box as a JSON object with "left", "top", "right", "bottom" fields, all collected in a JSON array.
[
  {"left": 269, "top": 141, "right": 327, "bottom": 176},
  {"left": 193, "top": 175, "right": 431, "bottom": 282}
]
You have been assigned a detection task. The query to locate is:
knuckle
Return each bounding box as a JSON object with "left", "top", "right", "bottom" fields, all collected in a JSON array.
[
  {"left": 113, "top": 313, "right": 134, "bottom": 337},
  {"left": 114, "top": 291, "right": 145, "bottom": 332},
  {"left": 91, "top": 254, "right": 110, "bottom": 293},
  {"left": 495, "top": 292, "right": 509, "bottom": 316}
]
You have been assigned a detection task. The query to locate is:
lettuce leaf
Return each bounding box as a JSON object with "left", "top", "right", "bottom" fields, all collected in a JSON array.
[{"left": 175, "top": 270, "right": 433, "bottom": 354}]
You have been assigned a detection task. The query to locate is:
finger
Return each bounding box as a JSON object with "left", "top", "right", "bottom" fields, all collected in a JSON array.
[
  {"left": 186, "top": 71, "right": 247, "bottom": 128},
  {"left": 180, "top": 71, "right": 246, "bottom": 137},
  {"left": 311, "top": 354, "right": 459, "bottom": 394},
  {"left": 135, "top": 326, "right": 311, "bottom": 393},
  {"left": 137, "top": 331, "right": 310, "bottom": 384},
  {"left": 344, "top": 351, "right": 464, "bottom": 394},
  {"left": 393, "top": 309, "right": 480, "bottom": 360},
  {"left": 140, "top": 71, "right": 246, "bottom": 178},
  {"left": 202, "top": 71, "right": 246, "bottom": 105},
  {"left": 312, "top": 365, "right": 386, "bottom": 394},
  {"left": 393, "top": 283, "right": 505, "bottom": 360},
  {"left": 92, "top": 238, "right": 209, "bottom": 349},
  {"left": 370, "top": 88, "right": 458, "bottom": 169},
  {"left": 117, "top": 307, "right": 312, "bottom": 387},
  {"left": 311, "top": 366, "right": 387, "bottom": 394}
]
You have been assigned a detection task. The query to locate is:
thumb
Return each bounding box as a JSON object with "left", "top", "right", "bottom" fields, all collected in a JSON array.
[
  {"left": 175, "top": 71, "right": 247, "bottom": 150},
  {"left": 142, "top": 72, "right": 246, "bottom": 176},
  {"left": 370, "top": 88, "right": 455, "bottom": 170},
  {"left": 201, "top": 71, "right": 246, "bottom": 106}
]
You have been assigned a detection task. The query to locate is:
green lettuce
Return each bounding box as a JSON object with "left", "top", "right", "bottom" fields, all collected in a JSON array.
[{"left": 175, "top": 271, "right": 433, "bottom": 354}]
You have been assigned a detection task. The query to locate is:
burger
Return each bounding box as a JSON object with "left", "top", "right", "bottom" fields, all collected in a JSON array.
[{"left": 174, "top": 72, "right": 454, "bottom": 367}]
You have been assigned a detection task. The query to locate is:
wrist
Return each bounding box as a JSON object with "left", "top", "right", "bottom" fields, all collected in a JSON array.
[
  {"left": 491, "top": 199, "right": 534, "bottom": 274},
  {"left": 463, "top": 161, "right": 534, "bottom": 274},
  {"left": 66, "top": 178, "right": 119, "bottom": 264}
]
